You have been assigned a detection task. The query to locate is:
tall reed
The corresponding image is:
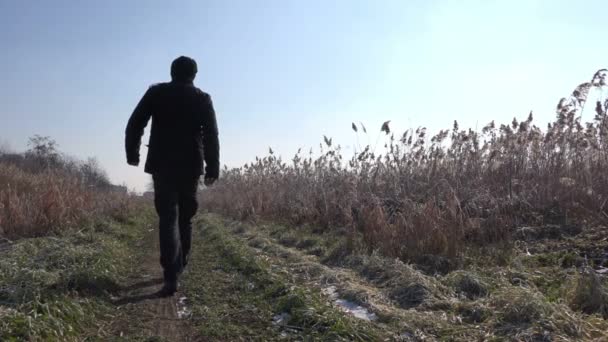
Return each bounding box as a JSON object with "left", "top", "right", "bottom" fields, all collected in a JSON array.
[{"left": 202, "top": 70, "right": 608, "bottom": 261}]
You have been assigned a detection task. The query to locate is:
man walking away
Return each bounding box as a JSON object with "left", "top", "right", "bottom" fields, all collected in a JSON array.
[{"left": 125, "top": 56, "right": 220, "bottom": 297}]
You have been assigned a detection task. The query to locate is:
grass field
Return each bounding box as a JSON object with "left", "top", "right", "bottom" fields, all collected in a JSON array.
[{"left": 2, "top": 209, "right": 607, "bottom": 340}]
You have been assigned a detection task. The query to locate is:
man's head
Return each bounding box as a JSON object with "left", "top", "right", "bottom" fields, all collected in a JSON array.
[{"left": 171, "top": 56, "right": 197, "bottom": 82}]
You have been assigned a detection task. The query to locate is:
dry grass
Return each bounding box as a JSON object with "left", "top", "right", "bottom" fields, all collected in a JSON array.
[
  {"left": 444, "top": 270, "right": 489, "bottom": 300},
  {"left": 202, "top": 70, "right": 608, "bottom": 263},
  {"left": 0, "top": 162, "right": 138, "bottom": 240},
  {"left": 568, "top": 267, "right": 608, "bottom": 318}
]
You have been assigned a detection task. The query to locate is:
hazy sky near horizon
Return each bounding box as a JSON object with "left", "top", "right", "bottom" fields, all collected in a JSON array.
[{"left": 1, "top": 0, "right": 608, "bottom": 191}]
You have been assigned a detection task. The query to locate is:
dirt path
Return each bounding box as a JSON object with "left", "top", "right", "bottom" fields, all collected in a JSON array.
[{"left": 109, "top": 226, "right": 195, "bottom": 341}]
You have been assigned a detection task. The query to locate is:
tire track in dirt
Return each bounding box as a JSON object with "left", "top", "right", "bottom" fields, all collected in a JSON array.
[
  {"left": 219, "top": 218, "right": 480, "bottom": 340},
  {"left": 226, "top": 222, "right": 421, "bottom": 334}
]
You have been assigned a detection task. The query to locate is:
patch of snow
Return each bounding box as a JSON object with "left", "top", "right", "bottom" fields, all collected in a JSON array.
[
  {"left": 272, "top": 312, "right": 291, "bottom": 325},
  {"left": 322, "top": 286, "right": 377, "bottom": 321},
  {"left": 596, "top": 267, "right": 608, "bottom": 275},
  {"left": 177, "top": 296, "right": 192, "bottom": 319},
  {"left": 335, "top": 299, "right": 378, "bottom": 321},
  {"left": 322, "top": 285, "right": 339, "bottom": 299}
]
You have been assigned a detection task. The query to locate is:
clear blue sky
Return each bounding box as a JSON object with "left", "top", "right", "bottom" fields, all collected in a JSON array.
[{"left": 1, "top": 0, "right": 607, "bottom": 191}]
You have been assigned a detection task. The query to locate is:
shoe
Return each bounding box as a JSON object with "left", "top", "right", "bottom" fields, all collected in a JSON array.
[{"left": 157, "top": 280, "right": 177, "bottom": 297}]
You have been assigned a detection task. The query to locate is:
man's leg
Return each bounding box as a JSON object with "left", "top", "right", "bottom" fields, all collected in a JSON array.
[
  {"left": 153, "top": 174, "right": 182, "bottom": 294},
  {"left": 177, "top": 176, "right": 200, "bottom": 269}
]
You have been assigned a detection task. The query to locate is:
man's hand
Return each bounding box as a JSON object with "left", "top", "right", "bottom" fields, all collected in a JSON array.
[{"left": 204, "top": 177, "right": 216, "bottom": 187}]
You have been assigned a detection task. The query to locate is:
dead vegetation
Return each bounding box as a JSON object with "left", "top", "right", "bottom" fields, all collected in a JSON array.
[
  {"left": 0, "top": 136, "right": 138, "bottom": 240},
  {"left": 203, "top": 69, "right": 608, "bottom": 262},
  {"left": 568, "top": 267, "right": 608, "bottom": 318}
]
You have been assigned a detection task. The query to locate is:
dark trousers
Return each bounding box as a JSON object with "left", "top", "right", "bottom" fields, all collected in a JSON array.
[{"left": 153, "top": 173, "right": 200, "bottom": 282}]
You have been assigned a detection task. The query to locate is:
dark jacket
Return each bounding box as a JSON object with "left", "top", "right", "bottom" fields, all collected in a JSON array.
[{"left": 125, "top": 81, "right": 219, "bottom": 178}]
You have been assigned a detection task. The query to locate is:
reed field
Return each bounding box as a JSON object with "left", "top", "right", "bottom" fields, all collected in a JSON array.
[{"left": 202, "top": 70, "right": 608, "bottom": 263}]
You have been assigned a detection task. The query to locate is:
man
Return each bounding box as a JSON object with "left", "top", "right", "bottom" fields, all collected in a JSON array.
[{"left": 125, "top": 56, "right": 219, "bottom": 297}]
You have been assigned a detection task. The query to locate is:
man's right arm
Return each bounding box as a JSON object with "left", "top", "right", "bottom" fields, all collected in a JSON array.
[
  {"left": 201, "top": 94, "right": 220, "bottom": 180},
  {"left": 125, "top": 88, "right": 154, "bottom": 166}
]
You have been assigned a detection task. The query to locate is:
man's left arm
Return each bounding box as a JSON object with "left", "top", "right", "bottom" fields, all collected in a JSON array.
[
  {"left": 125, "top": 88, "right": 154, "bottom": 166},
  {"left": 201, "top": 93, "right": 220, "bottom": 181}
]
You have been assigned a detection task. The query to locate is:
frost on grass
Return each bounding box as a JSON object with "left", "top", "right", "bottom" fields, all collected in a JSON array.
[{"left": 345, "top": 252, "right": 450, "bottom": 309}]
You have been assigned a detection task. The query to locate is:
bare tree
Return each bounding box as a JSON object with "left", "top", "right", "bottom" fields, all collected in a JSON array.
[
  {"left": 26, "top": 135, "right": 61, "bottom": 171},
  {"left": 80, "top": 157, "right": 111, "bottom": 188}
]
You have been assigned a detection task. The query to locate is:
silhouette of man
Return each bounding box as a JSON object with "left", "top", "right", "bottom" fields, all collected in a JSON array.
[{"left": 125, "top": 56, "right": 219, "bottom": 296}]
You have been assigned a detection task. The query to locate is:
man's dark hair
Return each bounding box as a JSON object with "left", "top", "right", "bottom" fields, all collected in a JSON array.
[{"left": 171, "top": 56, "right": 197, "bottom": 82}]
